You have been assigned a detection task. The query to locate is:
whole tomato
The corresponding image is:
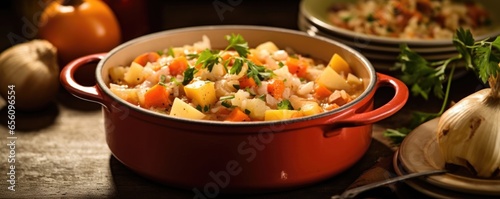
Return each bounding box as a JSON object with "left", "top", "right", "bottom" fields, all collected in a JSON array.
[{"left": 38, "top": 0, "right": 121, "bottom": 65}]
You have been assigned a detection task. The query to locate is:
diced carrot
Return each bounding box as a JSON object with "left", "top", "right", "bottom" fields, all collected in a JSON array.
[
  {"left": 169, "top": 56, "right": 189, "bottom": 76},
  {"left": 247, "top": 53, "right": 263, "bottom": 66},
  {"left": 314, "top": 83, "right": 333, "bottom": 99},
  {"left": 267, "top": 79, "right": 285, "bottom": 99},
  {"left": 286, "top": 57, "right": 309, "bottom": 78},
  {"left": 221, "top": 51, "right": 237, "bottom": 66},
  {"left": 221, "top": 51, "right": 234, "bottom": 61},
  {"left": 133, "top": 52, "right": 161, "bottom": 66},
  {"left": 143, "top": 84, "right": 171, "bottom": 109},
  {"left": 225, "top": 107, "right": 251, "bottom": 122},
  {"left": 238, "top": 76, "right": 257, "bottom": 88}
]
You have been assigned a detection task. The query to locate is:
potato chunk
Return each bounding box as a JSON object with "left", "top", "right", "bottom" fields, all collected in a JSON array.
[
  {"left": 264, "top": 110, "right": 302, "bottom": 121},
  {"left": 123, "top": 62, "right": 146, "bottom": 86},
  {"left": 184, "top": 81, "right": 217, "bottom": 107},
  {"left": 256, "top": 41, "right": 279, "bottom": 53},
  {"left": 300, "top": 102, "right": 323, "bottom": 116},
  {"left": 170, "top": 98, "right": 206, "bottom": 119},
  {"left": 328, "top": 53, "right": 351, "bottom": 76},
  {"left": 317, "top": 67, "right": 350, "bottom": 91}
]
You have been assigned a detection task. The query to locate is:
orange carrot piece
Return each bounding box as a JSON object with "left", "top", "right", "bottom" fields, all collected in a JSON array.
[
  {"left": 286, "top": 57, "right": 309, "bottom": 78},
  {"left": 314, "top": 83, "right": 333, "bottom": 99},
  {"left": 225, "top": 107, "right": 251, "bottom": 122},
  {"left": 247, "top": 53, "right": 263, "bottom": 66},
  {"left": 169, "top": 56, "right": 189, "bottom": 76},
  {"left": 267, "top": 79, "right": 285, "bottom": 99},
  {"left": 238, "top": 76, "right": 257, "bottom": 88},
  {"left": 143, "top": 84, "right": 171, "bottom": 109},
  {"left": 133, "top": 52, "right": 161, "bottom": 66}
]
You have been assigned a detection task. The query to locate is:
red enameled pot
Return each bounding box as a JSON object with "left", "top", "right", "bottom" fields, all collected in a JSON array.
[{"left": 60, "top": 26, "right": 408, "bottom": 194}]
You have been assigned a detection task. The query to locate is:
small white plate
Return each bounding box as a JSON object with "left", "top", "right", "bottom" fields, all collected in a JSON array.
[{"left": 398, "top": 118, "right": 500, "bottom": 196}]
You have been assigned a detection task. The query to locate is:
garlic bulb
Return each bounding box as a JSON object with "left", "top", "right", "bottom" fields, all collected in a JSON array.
[
  {"left": 0, "top": 40, "right": 59, "bottom": 111},
  {"left": 437, "top": 74, "right": 500, "bottom": 178}
]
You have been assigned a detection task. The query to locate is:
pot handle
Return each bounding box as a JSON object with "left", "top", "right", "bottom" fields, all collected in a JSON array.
[
  {"left": 60, "top": 53, "right": 107, "bottom": 104},
  {"left": 326, "top": 73, "right": 408, "bottom": 127}
]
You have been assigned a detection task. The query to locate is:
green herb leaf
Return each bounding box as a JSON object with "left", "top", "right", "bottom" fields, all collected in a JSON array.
[
  {"left": 394, "top": 44, "right": 446, "bottom": 100},
  {"left": 221, "top": 101, "right": 232, "bottom": 108},
  {"left": 277, "top": 99, "right": 293, "bottom": 110},
  {"left": 258, "top": 94, "right": 266, "bottom": 101},
  {"left": 230, "top": 58, "right": 244, "bottom": 74},
  {"left": 474, "top": 45, "right": 493, "bottom": 83},
  {"left": 225, "top": 34, "right": 250, "bottom": 58},
  {"left": 383, "top": 128, "right": 412, "bottom": 145},
  {"left": 219, "top": 95, "right": 235, "bottom": 101},
  {"left": 182, "top": 67, "right": 197, "bottom": 85},
  {"left": 196, "top": 49, "right": 220, "bottom": 72},
  {"left": 157, "top": 50, "right": 164, "bottom": 56},
  {"left": 168, "top": 47, "right": 175, "bottom": 57},
  {"left": 244, "top": 109, "right": 251, "bottom": 115},
  {"left": 278, "top": 62, "right": 285, "bottom": 68},
  {"left": 247, "top": 61, "right": 266, "bottom": 86},
  {"left": 159, "top": 75, "right": 167, "bottom": 86},
  {"left": 186, "top": 53, "right": 199, "bottom": 60}
]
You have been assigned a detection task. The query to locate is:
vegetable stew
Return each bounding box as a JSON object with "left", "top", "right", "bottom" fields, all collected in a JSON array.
[{"left": 108, "top": 34, "right": 364, "bottom": 121}]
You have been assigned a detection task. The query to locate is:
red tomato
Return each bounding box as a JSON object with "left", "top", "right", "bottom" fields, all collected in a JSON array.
[{"left": 38, "top": 0, "right": 122, "bottom": 65}]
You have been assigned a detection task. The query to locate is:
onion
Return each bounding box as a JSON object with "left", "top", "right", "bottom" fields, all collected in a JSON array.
[
  {"left": 437, "top": 73, "right": 500, "bottom": 178},
  {"left": 0, "top": 40, "right": 59, "bottom": 111}
]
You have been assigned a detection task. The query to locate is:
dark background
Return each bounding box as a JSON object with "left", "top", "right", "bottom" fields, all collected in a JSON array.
[{"left": 0, "top": 0, "right": 302, "bottom": 52}]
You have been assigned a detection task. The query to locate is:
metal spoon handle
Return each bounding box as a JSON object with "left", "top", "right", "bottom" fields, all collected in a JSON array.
[{"left": 331, "top": 169, "right": 447, "bottom": 199}]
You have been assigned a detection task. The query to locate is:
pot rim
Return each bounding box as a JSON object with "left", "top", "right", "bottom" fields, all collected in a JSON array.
[{"left": 95, "top": 25, "right": 376, "bottom": 126}]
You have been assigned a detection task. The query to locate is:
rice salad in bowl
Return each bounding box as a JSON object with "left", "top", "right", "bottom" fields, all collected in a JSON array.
[{"left": 327, "top": 0, "right": 491, "bottom": 39}]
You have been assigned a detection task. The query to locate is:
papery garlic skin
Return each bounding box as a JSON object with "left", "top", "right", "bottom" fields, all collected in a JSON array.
[
  {"left": 0, "top": 40, "right": 59, "bottom": 110},
  {"left": 437, "top": 88, "right": 500, "bottom": 178}
]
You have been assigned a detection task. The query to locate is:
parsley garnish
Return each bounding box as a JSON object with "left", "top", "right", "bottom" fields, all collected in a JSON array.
[
  {"left": 195, "top": 104, "right": 210, "bottom": 113},
  {"left": 225, "top": 33, "right": 250, "bottom": 57},
  {"left": 219, "top": 95, "right": 235, "bottom": 101},
  {"left": 186, "top": 53, "right": 199, "bottom": 60},
  {"left": 277, "top": 99, "right": 293, "bottom": 110},
  {"left": 385, "top": 28, "right": 500, "bottom": 145},
  {"left": 258, "top": 94, "right": 266, "bottom": 101},
  {"left": 195, "top": 34, "right": 267, "bottom": 86},
  {"left": 196, "top": 49, "right": 220, "bottom": 72},
  {"left": 278, "top": 62, "right": 285, "bottom": 68},
  {"left": 159, "top": 75, "right": 167, "bottom": 86},
  {"left": 157, "top": 50, "right": 164, "bottom": 56},
  {"left": 182, "top": 66, "right": 198, "bottom": 85},
  {"left": 221, "top": 101, "right": 233, "bottom": 108},
  {"left": 244, "top": 109, "right": 251, "bottom": 115},
  {"left": 167, "top": 47, "right": 175, "bottom": 57}
]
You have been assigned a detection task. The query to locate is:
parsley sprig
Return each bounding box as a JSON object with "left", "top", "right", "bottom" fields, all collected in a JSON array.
[
  {"left": 195, "top": 34, "right": 270, "bottom": 86},
  {"left": 385, "top": 28, "right": 500, "bottom": 144}
]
